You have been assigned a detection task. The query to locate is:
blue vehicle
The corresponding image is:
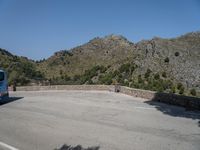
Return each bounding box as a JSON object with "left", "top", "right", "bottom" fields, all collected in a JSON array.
[{"left": 0, "top": 70, "right": 9, "bottom": 100}]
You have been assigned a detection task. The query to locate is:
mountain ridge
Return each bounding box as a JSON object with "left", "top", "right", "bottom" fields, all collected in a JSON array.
[{"left": 0, "top": 31, "right": 200, "bottom": 96}]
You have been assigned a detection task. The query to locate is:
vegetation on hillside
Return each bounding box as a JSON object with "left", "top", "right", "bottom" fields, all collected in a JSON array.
[
  {"left": 0, "top": 31, "right": 199, "bottom": 97},
  {"left": 49, "top": 63, "right": 199, "bottom": 97},
  {"left": 0, "top": 48, "right": 45, "bottom": 86}
]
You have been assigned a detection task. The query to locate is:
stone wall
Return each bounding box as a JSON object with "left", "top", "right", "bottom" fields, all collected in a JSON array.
[
  {"left": 151, "top": 92, "right": 200, "bottom": 110},
  {"left": 16, "top": 85, "right": 200, "bottom": 110},
  {"left": 120, "top": 86, "right": 200, "bottom": 110},
  {"left": 16, "top": 85, "right": 114, "bottom": 92},
  {"left": 120, "top": 86, "right": 155, "bottom": 99}
]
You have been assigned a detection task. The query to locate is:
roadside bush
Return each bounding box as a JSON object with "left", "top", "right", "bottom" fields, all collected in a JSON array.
[
  {"left": 177, "top": 83, "right": 183, "bottom": 90},
  {"left": 170, "top": 85, "right": 176, "bottom": 93},
  {"left": 99, "top": 72, "right": 113, "bottom": 85},
  {"left": 87, "top": 79, "right": 94, "bottom": 84},
  {"left": 190, "top": 89, "right": 196, "bottom": 96},
  {"left": 152, "top": 79, "right": 164, "bottom": 92},
  {"left": 162, "top": 80, "right": 172, "bottom": 90},
  {"left": 116, "top": 75, "right": 124, "bottom": 84},
  {"left": 179, "top": 86, "right": 185, "bottom": 95}
]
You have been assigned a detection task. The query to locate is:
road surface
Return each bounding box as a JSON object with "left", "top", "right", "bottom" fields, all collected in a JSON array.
[{"left": 0, "top": 90, "right": 199, "bottom": 150}]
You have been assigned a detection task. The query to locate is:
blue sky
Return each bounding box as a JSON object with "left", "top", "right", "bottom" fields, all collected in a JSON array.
[{"left": 0, "top": 0, "right": 200, "bottom": 60}]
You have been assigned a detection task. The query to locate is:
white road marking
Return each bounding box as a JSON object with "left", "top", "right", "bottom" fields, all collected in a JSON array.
[{"left": 0, "top": 141, "right": 19, "bottom": 150}]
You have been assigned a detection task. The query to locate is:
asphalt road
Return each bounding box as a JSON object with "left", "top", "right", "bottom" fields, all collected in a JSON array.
[{"left": 0, "top": 90, "right": 199, "bottom": 150}]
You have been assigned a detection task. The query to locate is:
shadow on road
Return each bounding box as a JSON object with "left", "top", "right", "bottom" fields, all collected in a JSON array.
[
  {"left": 55, "top": 144, "right": 100, "bottom": 150},
  {"left": 145, "top": 100, "right": 200, "bottom": 119},
  {"left": 145, "top": 93, "right": 200, "bottom": 127},
  {"left": 0, "top": 97, "right": 24, "bottom": 106}
]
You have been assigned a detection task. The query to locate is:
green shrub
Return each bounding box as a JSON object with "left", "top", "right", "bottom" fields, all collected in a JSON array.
[
  {"left": 64, "top": 75, "right": 71, "bottom": 81},
  {"left": 138, "top": 75, "right": 143, "bottom": 83},
  {"left": 64, "top": 51, "right": 73, "bottom": 56},
  {"left": 99, "top": 72, "right": 113, "bottom": 85},
  {"left": 73, "top": 75, "right": 81, "bottom": 81},
  {"left": 152, "top": 80, "right": 164, "bottom": 92},
  {"left": 116, "top": 76, "right": 124, "bottom": 84},
  {"left": 123, "top": 79, "right": 129, "bottom": 86},
  {"left": 145, "top": 69, "right": 152, "bottom": 78},
  {"left": 162, "top": 72, "right": 167, "bottom": 78},
  {"left": 157, "top": 85, "right": 164, "bottom": 92},
  {"left": 190, "top": 89, "right": 196, "bottom": 96},
  {"left": 113, "top": 70, "right": 120, "bottom": 77},
  {"left": 179, "top": 86, "right": 185, "bottom": 95},
  {"left": 87, "top": 79, "right": 94, "bottom": 84},
  {"left": 154, "top": 73, "right": 160, "bottom": 80},
  {"left": 119, "top": 63, "right": 131, "bottom": 73},
  {"left": 130, "top": 65, "right": 136, "bottom": 73},
  {"left": 177, "top": 83, "right": 183, "bottom": 90},
  {"left": 59, "top": 70, "right": 63, "bottom": 75},
  {"left": 161, "top": 80, "right": 172, "bottom": 90},
  {"left": 170, "top": 86, "right": 176, "bottom": 93},
  {"left": 99, "top": 66, "right": 107, "bottom": 73}
]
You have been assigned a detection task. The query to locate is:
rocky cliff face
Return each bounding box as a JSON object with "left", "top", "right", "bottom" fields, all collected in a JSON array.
[{"left": 134, "top": 32, "right": 200, "bottom": 89}]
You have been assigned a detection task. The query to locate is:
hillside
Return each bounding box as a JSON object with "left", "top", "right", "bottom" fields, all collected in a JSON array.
[
  {"left": 0, "top": 48, "right": 44, "bottom": 85},
  {"left": 0, "top": 31, "right": 200, "bottom": 96},
  {"left": 38, "top": 35, "right": 135, "bottom": 77}
]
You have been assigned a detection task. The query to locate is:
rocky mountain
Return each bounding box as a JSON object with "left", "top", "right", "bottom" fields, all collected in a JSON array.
[
  {"left": 38, "top": 35, "right": 135, "bottom": 77},
  {"left": 0, "top": 31, "right": 199, "bottom": 96},
  {"left": 134, "top": 32, "right": 200, "bottom": 90},
  {"left": 38, "top": 32, "right": 200, "bottom": 89}
]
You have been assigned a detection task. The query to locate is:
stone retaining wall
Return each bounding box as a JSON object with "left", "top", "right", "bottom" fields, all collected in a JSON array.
[
  {"left": 120, "top": 86, "right": 200, "bottom": 110},
  {"left": 120, "top": 86, "right": 155, "bottom": 99},
  {"left": 16, "top": 85, "right": 114, "bottom": 92},
  {"left": 16, "top": 85, "right": 200, "bottom": 110},
  {"left": 152, "top": 92, "right": 200, "bottom": 110}
]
